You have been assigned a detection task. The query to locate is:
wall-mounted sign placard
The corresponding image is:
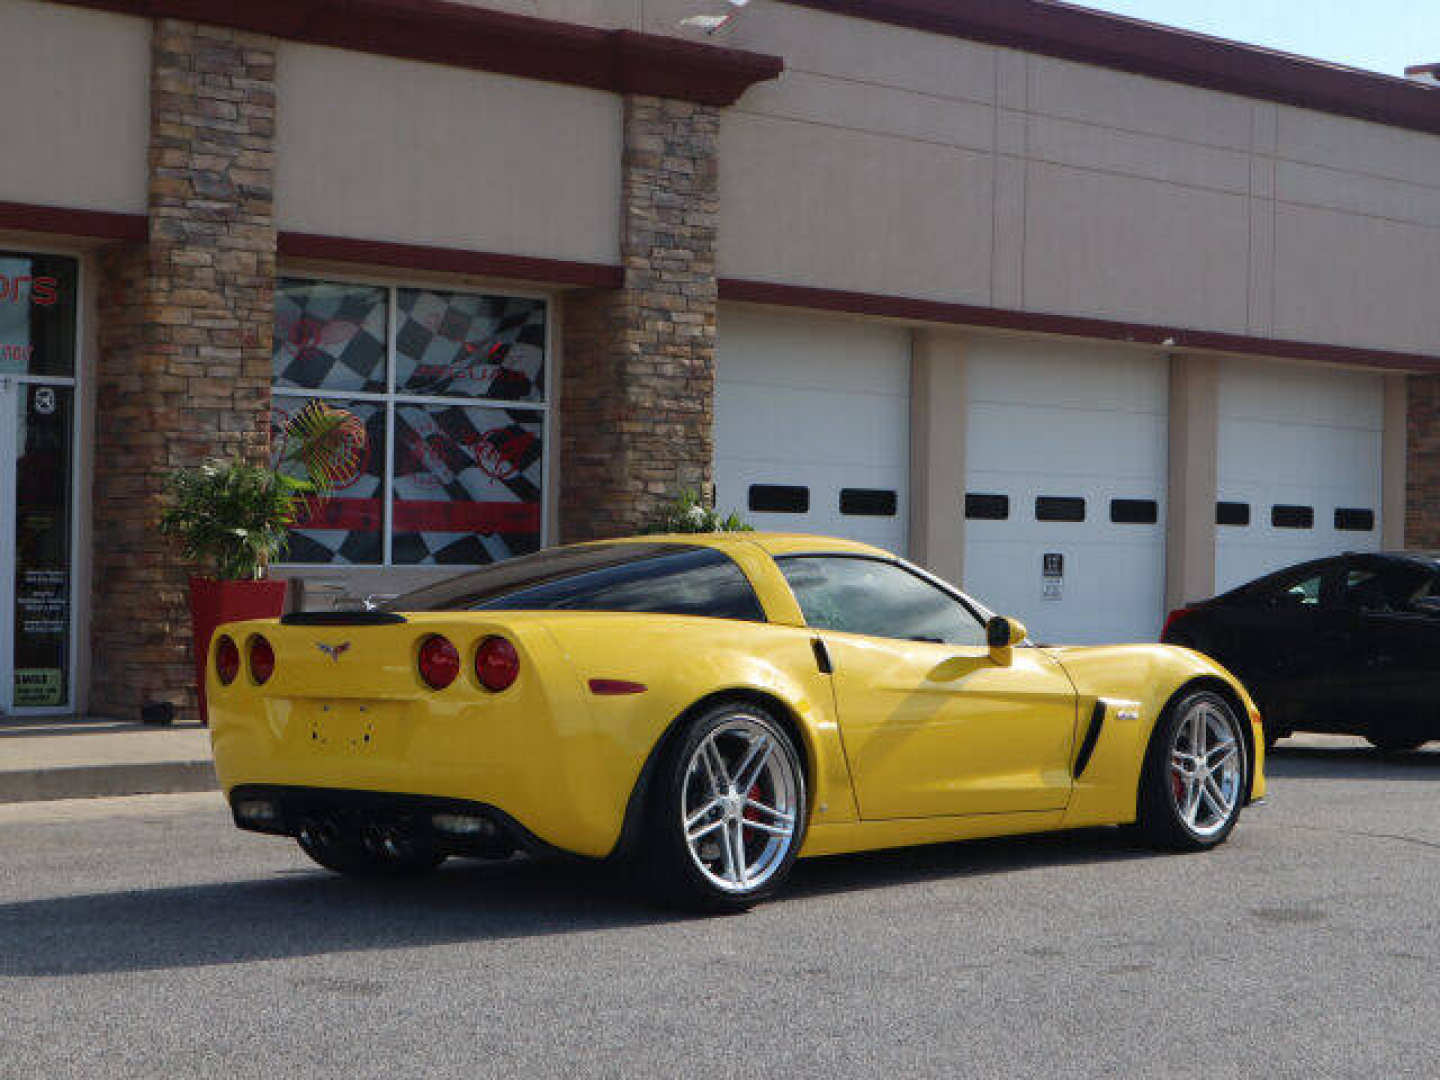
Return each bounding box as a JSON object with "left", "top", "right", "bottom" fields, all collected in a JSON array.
[{"left": 14, "top": 668, "right": 62, "bottom": 707}]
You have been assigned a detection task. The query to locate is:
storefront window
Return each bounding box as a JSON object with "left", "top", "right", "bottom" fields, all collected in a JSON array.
[
  {"left": 0, "top": 252, "right": 76, "bottom": 378},
  {"left": 272, "top": 277, "right": 548, "bottom": 566}
]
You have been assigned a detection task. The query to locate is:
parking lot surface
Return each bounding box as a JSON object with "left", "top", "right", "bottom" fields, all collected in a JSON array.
[{"left": 2, "top": 735, "right": 1437, "bottom": 1078}]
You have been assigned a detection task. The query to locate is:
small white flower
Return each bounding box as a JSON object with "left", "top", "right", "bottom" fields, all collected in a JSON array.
[{"left": 685, "top": 505, "right": 707, "bottom": 525}]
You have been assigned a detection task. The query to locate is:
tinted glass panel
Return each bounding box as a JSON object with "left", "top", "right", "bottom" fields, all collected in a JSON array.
[
  {"left": 273, "top": 398, "right": 385, "bottom": 565},
  {"left": 839, "top": 488, "right": 897, "bottom": 516},
  {"left": 1267, "top": 570, "right": 1323, "bottom": 608},
  {"left": 749, "top": 485, "right": 809, "bottom": 513},
  {"left": 394, "top": 289, "right": 546, "bottom": 401},
  {"left": 12, "top": 385, "right": 73, "bottom": 706},
  {"left": 0, "top": 252, "right": 77, "bottom": 378},
  {"left": 390, "top": 403, "right": 543, "bottom": 565},
  {"left": 778, "top": 557, "right": 986, "bottom": 646},
  {"left": 1110, "top": 498, "right": 1158, "bottom": 525},
  {"left": 1216, "top": 501, "right": 1250, "bottom": 527},
  {"left": 1335, "top": 508, "right": 1375, "bottom": 532},
  {"left": 1342, "top": 563, "right": 1432, "bottom": 612},
  {"left": 1036, "top": 496, "right": 1085, "bottom": 522},
  {"left": 387, "top": 544, "right": 764, "bottom": 622},
  {"left": 274, "top": 279, "right": 387, "bottom": 393},
  {"left": 1272, "top": 505, "right": 1314, "bottom": 529},
  {"left": 965, "top": 493, "right": 1009, "bottom": 521}
]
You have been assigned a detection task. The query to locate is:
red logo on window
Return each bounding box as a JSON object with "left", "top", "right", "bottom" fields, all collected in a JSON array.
[{"left": 0, "top": 275, "right": 58, "bottom": 306}]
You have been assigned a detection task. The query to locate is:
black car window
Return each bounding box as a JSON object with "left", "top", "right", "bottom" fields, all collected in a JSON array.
[
  {"left": 777, "top": 556, "right": 987, "bottom": 646},
  {"left": 1341, "top": 563, "right": 1434, "bottom": 613},
  {"left": 386, "top": 544, "right": 766, "bottom": 622},
  {"left": 1260, "top": 569, "right": 1324, "bottom": 608}
]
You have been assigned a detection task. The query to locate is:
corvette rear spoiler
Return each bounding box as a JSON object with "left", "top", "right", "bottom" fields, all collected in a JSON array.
[{"left": 279, "top": 611, "right": 409, "bottom": 626}]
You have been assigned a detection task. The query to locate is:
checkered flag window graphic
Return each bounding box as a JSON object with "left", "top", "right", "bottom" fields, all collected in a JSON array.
[
  {"left": 271, "top": 280, "right": 548, "bottom": 567},
  {"left": 395, "top": 289, "right": 546, "bottom": 401},
  {"left": 274, "top": 279, "right": 388, "bottom": 393}
]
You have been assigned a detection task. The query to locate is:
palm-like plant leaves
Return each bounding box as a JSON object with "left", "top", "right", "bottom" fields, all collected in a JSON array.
[{"left": 159, "top": 403, "right": 369, "bottom": 580}]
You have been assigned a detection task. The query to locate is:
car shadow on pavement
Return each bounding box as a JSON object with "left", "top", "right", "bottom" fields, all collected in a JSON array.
[
  {"left": 1265, "top": 743, "right": 1440, "bottom": 781},
  {"left": 0, "top": 856, "right": 678, "bottom": 978},
  {"left": 786, "top": 826, "right": 1163, "bottom": 901},
  {"left": 0, "top": 826, "right": 1164, "bottom": 977}
]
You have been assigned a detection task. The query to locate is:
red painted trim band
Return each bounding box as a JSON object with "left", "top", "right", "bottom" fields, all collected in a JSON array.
[
  {"left": 54, "top": 0, "right": 783, "bottom": 107},
  {"left": 782, "top": 0, "right": 1440, "bottom": 140},
  {"left": 278, "top": 232, "right": 623, "bottom": 290},
  {"left": 0, "top": 201, "right": 147, "bottom": 242},
  {"left": 718, "top": 277, "right": 1440, "bottom": 373}
]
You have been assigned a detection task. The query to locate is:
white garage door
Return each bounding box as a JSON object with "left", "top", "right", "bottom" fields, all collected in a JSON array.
[
  {"left": 964, "top": 338, "right": 1168, "bottom": 644},
  {"left": 715, "top": 306, "right": 909, "bottom": 553},
  {"left": 1215, "top": 358, "right": 1383, "bottom": 592}
]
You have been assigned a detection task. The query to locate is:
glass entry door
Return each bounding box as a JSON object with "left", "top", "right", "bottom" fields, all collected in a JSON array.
[{"left": 0, "top": 251, "right": 78, "bottom": 715}]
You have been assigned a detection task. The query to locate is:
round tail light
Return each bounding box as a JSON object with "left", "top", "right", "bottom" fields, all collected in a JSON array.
[
  {"left": 475, "top": 636, "right": 519, "bottom": 692},
  {"left": 418, "top": 635, "right": 461, "bottom": 690},
  {"left": 249, "top": 635, "right": 276, "bottom": 685},
  {"left": 215, "top": 635, "right": 240, "bottom": 686}
]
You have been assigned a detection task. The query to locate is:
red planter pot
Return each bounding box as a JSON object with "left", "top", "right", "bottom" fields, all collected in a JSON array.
[{"left": 189, "top": 577, "right": 288, "bottom": 725}]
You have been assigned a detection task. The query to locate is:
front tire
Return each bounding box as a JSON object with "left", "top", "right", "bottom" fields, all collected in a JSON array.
[
  {"left": 641, "top": 702, "right": 807, "bottom": 913},
  {"left": 1138, "top": 690, "right": 1247, "bottom": 851}
]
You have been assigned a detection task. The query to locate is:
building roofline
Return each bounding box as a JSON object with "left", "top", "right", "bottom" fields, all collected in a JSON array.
[
  {"left": 50, "top": 0, "right": 784, "bottom": 107},
  {"left": 783, "top": 0, "right": 1440, "bottom": 138}
]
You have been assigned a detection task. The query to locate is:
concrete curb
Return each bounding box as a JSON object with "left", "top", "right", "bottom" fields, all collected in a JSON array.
[{"left": 0, "top": 761, "right": 218, "bottom": 804}]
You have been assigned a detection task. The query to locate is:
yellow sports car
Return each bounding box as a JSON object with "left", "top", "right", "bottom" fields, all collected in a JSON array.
[{"left": 209, "top": 533, "right": 1265, "bottom": 910}]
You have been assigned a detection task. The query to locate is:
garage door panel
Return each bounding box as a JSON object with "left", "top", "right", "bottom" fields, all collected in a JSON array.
[
  {"left": 970, "top": 404, "right": 1166, "bottom": 480},
  {"left": 967, "top": 340, "right": 1166, "bottom": 412},
  {"left": 716, "top": 306, "right": 910, "bottom": 553},
  {"left": 963, "top": 340, "right": 1168, "bottom": 645},
  {"left": 1216, "top": 357, "right": 1383, "bottom": 592}
]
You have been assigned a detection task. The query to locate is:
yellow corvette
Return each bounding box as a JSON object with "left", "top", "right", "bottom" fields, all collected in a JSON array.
[{"left": 209, "top": 533, "right": 1265, "bottom": 910}]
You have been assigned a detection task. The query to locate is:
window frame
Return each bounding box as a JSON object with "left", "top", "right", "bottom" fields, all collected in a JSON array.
[
  {"left": 271, "top": 269, "right": 556, "bottom": 570},
  {"left": 774, "top": 552, "right": 995, "bottom": 646}
]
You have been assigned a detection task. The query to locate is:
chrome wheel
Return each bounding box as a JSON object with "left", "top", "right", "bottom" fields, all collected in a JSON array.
[
  {"left": 1168, "top": 699, "right": 1244, "bottom": 838},
  {"left": 680, "top": 715, "right": 801, "bottom": 894}
]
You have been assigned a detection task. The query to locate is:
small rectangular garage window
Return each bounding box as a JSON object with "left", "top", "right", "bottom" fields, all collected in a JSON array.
[
  {"left": 839, "top": 488, "right": 897, "bottom": 516},
  {"left": 1036, "top": 496, "right": 1085, "bottom": 522},
  {"left": 749, "top": 484, "right": 809, "bottom": 514},
  {"left": 965, "top": 493, "right": 1009, "bottom": 520},
  {"left": 1271, "top": 505, "right": 1314, "bottom": 529},
  {"left": 1110, "top": 498, "right": 1158, "bottom": 525},
  {"left": 1335, "top": 508, "right": 1376, "bottom": 532},
  {"left": 1216, "top": 501, "right": 1250, "bottom": 527}
]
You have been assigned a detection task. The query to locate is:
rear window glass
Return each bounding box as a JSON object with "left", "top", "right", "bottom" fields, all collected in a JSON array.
[{"left": 384, "top": 543, "right": 766, "bottom": 622}]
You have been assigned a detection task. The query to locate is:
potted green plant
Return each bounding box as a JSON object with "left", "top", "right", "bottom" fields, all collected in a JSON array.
[
  {"left": 646, "top": 488, "right": 753, "bottom": 534},
  {"left": 160, "top": 401, "right": 367, "bottom": 723}
]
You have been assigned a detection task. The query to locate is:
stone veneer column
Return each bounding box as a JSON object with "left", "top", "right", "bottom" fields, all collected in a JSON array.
[
  {"left": 560, "top": 95, "right": 719, "bottom": 540},
  {"left": 91, "top": 20, "right": 277, "bottom": 720},
  {"left": 1405, "top": 374, "right": 1440, "bottom": 547}
]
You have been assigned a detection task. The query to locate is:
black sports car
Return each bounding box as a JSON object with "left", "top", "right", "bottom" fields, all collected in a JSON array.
[{"left": 1162, "top": 552, "right": 1440, "bottom": 751}]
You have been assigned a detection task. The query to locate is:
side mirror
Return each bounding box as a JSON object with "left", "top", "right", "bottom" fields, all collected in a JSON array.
[{"left": 986, "top": 615, "right": 1027, "bottom": 649}]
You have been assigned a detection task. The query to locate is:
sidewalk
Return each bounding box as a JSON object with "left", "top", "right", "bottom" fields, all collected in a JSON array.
[{"left": 0, "top": 717, "right": 217, "bottom": 804}]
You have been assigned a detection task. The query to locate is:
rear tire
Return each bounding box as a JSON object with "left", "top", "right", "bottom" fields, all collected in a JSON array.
[
  {"left": 296, "top": 819, "right": 446, "bottom": 877},
  {"left": 639, "top": 702, "right": 807, "bottom": 913},
  {"left": 1137, "top": 690, "right": 1247, "bottom": 851}
]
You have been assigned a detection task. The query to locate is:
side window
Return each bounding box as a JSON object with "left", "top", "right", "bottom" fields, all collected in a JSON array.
[
  {"left": 1279, "top": 572, "right": 1323, "bottom": 608},
  {"left": 778, "top": 557, "right": 987, "bottom": 646},
  {"left": 476, "top": 547, "right": 766, "bottom": 622},
  {"left": 1341, "top": 564, "right": 1432, "bottom": 613}
]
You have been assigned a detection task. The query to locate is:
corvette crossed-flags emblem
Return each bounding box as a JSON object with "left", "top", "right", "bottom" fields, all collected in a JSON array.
[{"left": 315, "top": 641, "right": 352, "bottom": 662}]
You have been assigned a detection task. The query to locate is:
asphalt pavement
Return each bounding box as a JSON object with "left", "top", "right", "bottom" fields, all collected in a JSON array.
[{"left": 2, "top": 735, "right": 1438, "bottom": 1078}]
